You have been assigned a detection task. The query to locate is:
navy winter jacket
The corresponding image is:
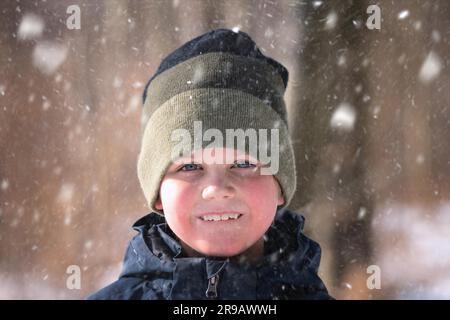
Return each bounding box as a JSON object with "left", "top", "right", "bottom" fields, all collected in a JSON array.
[{"left": 88, "top": 208, "right": 332, "bottom": 300}]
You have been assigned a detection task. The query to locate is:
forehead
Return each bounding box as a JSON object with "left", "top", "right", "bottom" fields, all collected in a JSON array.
[{"left": 172, "top": 147, "right": 258, "bottom": 165}]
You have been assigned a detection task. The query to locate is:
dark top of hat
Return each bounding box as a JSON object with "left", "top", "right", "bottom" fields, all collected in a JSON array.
[{"left": 143, "top": 28, "right": 289, "bottom": 104}]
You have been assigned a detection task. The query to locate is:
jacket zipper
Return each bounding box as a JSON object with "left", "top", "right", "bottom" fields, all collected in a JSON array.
[{"left": 205, "top": 274, "right": 220, "bottom": 299}]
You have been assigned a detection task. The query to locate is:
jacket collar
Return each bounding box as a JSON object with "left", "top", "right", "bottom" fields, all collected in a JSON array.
[{"left": 126, "top": 208, "right": 306, "bottom": 278}]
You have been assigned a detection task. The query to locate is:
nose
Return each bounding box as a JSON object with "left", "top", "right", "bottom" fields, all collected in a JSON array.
[{"left": 201, "top": 175, "right": 236, "bottom": 200}]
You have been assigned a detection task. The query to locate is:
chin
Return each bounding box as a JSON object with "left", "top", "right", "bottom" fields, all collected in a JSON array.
[{"left": 198, "top": 246, "right": 244, "bottom": 258}]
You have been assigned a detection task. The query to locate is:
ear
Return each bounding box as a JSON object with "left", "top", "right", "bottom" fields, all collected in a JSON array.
[
  {"left": 276, "top": 183, "right": 285, "bottom": 206},
  {"left": 155, "top": 196, "right": 163, "bottom": 210},
  {"left": 277, "top": 191, "right": 285, "bottom": 206}
]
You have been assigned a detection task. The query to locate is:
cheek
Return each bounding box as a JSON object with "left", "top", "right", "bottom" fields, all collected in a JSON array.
[
  {"left": 160, "top": 179, "right": 195, "bottom": 209},
  {"left": 159, "top": 179, "right": 197, "bottom": 228},
  {"left": 240, "top": 177, "right": 279, "bottom": 217}
]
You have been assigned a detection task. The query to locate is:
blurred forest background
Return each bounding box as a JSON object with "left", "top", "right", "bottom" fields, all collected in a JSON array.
[{"left": 1, "top": 0, "right": 449, "bottom": 299}]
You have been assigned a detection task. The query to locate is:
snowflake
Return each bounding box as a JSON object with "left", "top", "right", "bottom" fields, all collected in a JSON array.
[{"left": 18, "top": 13, "right": 44, "bottom": 40}]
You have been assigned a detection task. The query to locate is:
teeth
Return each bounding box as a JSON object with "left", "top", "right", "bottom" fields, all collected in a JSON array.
[{"left": 201, "top": 214, "right": 240, "bottom": 221}]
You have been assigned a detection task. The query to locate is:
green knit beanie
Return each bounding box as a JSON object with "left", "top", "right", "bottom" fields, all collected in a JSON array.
[{"left": 137, "top": 29, "right": 296, "bottom": 215}]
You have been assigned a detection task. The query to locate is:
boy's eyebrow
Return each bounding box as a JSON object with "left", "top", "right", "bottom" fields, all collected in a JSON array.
[
  {"left": 170, "top": 151, "right": 261, "bottom": 166},
  {"left": 171, "top": 158, "right": 261, "bottom": 167}
]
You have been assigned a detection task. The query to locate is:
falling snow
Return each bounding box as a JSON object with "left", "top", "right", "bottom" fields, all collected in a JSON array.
[
  {"left": 132, "top": 81, "right": 144, "bottom": 89},
  {"left": 330, "top": 102, "right": 357, "bottom": 131},
  {"left": 57, "top": 183, "right": 75, "bottom": 203},
  {"left": 418, "top": 51, "right": 442, "bottom": 84},
  {"left": 32, "top": 41, "right": 68, "bottom": 75},
  {"left": 324, "top": 11, "right": 338, "bottom": 30},
  {"left": 1, "top": 1, "right": 449, "bottom": 301},
  {"left": 312, "top": 1, "right": 323, "bottom": 9},
  {"left": 357, "top": 207, "right": 367, "bottom": 220},
  {"left": 84, "top": 240, "right": 93, "bottom": 251},
  {"left": 192, "top": 66, "right": 205, "bottom": 85},
  {"left": 397, "top": 10, "right": 410, "bottom": 20},
  {"left": 1, "top": 179, "right": 10, "bottom": 191},
  {"left": 17, "top": 13, "right": 44, "bottom": 40}
]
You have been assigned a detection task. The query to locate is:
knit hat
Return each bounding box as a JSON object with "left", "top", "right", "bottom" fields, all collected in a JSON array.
[{"left": 137, "top": 29, "right": 296, "bottom": 215}]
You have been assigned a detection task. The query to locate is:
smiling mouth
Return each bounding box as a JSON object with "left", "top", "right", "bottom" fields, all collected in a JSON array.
[{"left": 198, "top": 213, "right": 244, "bottom": 222}]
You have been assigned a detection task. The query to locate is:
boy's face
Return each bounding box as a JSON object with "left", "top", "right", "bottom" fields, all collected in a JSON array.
[{"left": 155, "top": 147, "right": 285, "bottom": 258}]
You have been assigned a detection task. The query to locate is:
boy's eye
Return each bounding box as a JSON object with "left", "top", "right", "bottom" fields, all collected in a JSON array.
[
  {"left": 179, "top": 163, "right": 202, "bottom": 172},
  {"left": 232, "top": 160, "right": 256, "bottom": 169}
]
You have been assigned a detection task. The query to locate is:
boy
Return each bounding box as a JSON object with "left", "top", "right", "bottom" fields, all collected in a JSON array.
[{"left": 88, "top": 29, "right": 331, "bottom": 300}]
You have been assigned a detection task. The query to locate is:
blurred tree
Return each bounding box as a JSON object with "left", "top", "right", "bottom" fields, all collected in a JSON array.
[{"left": 290, "top": 0, "right": 374, "bottom": 299}]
